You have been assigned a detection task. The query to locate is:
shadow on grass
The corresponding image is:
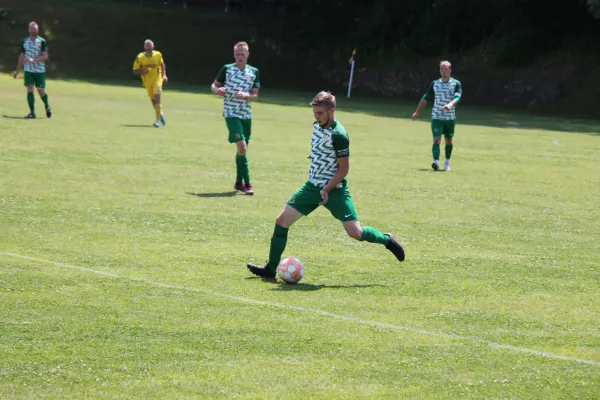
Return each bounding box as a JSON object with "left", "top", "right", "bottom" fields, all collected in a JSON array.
[
  {"left": 121, "top": 124, "right": 156, "bottom": 128},
  {"left": 186, "top": 191, "right": 237, "bottom": 198},
  {"left": 2, "top": 115, "right": 26, "bottom": 119},
  {"left": 58, "top": 78, "right": 600, "bottom": 135},
  {"left": 244, "top": 277, "right": 385, "bottom": 291},
  {"left": 271, "top": 283, "right": 386, "bottom": 291}
]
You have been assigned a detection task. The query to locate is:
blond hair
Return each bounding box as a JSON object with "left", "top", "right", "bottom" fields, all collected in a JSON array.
[
  {"left": 439, "top": 60, "right": 452, "bottom": 69},
  {"left": 310, "top": 91, "right": 336, "bottom": 109},
  {"left": 234, "top": 41, "right": 249, "bottom": 51}
]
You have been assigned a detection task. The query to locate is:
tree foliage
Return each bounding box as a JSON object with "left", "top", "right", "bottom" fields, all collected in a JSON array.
[{"left": 253, "top": 0, "right": 600, "bottom": 67}]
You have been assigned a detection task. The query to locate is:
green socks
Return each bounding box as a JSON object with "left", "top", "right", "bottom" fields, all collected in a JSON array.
[
  {"left": 265, "top": 225, "right": 389, "bottom": 273},
  {"left": 360, "top": 227, "right": 390, "bottom": 245},
  {"left": 235, "top": 153, "right": 250, "bottom": 184},
  {"left": 267, "top": 224, "right": 289, "bottom": 273},
  {"left": 432, "top": 143, "right": 440, "bottom": 160},
  {"left": 41, "top": 93, "right": 50, "bottom": 109},
  {"left": 445, "top": 144, "right": 453, "bottom": 159},
  {"left": 27, "top": 92, "right": 35, "bottom": 115}
]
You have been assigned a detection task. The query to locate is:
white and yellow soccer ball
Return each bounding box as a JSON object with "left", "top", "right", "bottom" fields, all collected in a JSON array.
[{"left": 277, "top": 257, "right": 304, "bottom": 284}]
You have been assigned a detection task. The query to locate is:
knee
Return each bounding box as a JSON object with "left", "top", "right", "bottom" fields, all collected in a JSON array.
[
  {"left": 237, "top": 142, "right": 247, "bottom": 155},
  {"left": 433, "top": 138, "right": 442, "bottom": 144},
  {"left": 346, "top": 226, "right": 363, "bottom": 240},
  {"left": 275, "top": 214, "right": 289, "bottom": 228}
]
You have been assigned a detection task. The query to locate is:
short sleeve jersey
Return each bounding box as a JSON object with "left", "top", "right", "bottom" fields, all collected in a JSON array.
[
  {"left": 133, "top": 51, "right": 164, "bottom": 86},
  {"left": 21, "top": 36, "right": 48, "bottom": 73},
  {"left": 308, "top": 120, "right": 350, "bottom": 188},
  {"left": 215, "top": 63, "right": 260, "bottom": 119},
  {"left": 422, "top": 78, "right": 462, "bottom": 120}
]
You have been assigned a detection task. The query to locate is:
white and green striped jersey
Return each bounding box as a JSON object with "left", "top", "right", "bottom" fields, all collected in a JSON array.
[
  {"left": 423, "top": 78, "right": 462, "bottom": 120},
  {"left": 21, "top": 36, "right": 48, "bottom": 73},
  {"left": 215, "top": 63, "right": 260, "bottom": 119},
  {"left": 308, "top": 121, "right": 350, "bottom": 188}
]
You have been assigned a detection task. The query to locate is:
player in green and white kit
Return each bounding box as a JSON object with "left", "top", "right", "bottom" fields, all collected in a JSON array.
[
  {"left": 412, "top": 61, "right": 462, "bottom": 171},
  {"left": 211, "top": 41, "right": 260, "bottom": 195},
  {"left": 12, "top": 22, "right": 52, "bottom": 119},
  {"left": 247, "top": 91, "right": 405, "bottom": 279}
]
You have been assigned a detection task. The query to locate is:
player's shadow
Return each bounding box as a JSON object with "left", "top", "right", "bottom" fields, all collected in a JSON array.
[
  {"left": 2, "top": 115, "right": 26, "bottom": 119},
  {"left": 416, "top": 168, "right": 447, "bottom": 172},
  {"left": 121, "top": 124, "right": 155, "bottom": 128},
  {"left": 244, "top": 278, "right": 386, "bottom": 291},
  {"left": 271, "top": 283, "right": 386, "bottom": 291},
  {"left": 186, "top": 191, "right": 237, "bottom": 198}
]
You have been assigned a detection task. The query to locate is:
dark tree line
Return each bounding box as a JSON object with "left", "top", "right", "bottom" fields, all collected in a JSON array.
[{"left": 244, "top": 0, "right": 600, "bottom": 68}]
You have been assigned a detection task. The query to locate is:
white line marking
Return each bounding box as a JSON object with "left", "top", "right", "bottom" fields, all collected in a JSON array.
[{"left": 1, "top": 250, "right": 598, "bottom": 366}]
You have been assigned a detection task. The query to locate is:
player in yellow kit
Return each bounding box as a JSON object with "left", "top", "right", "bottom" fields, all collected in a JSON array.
[{"left": 133, "top": 39, "right": 168, "bottom": 127}]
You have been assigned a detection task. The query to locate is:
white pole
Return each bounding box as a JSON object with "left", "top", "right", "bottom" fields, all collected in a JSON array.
[
  {"left": 347, "top": 60, "right": 355, "bottom": 98},
  {"left": 347, "top": 49, "right": 357, "bottom": 98}
]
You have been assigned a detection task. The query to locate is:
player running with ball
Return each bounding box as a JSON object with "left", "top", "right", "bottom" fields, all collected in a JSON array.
[{"left": 247, "top": 91, "right": 405, "bottom": 279}]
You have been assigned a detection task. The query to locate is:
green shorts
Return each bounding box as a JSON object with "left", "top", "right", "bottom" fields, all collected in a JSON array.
[
  {"left": 225, "top": 117, "right": 252, "bottom": 143},
  {"left": 286, "top": 181, "right": 358, "bottom": 222},
  {"left": 24, "top": 71, "right": 46, "bottom": 89},
  {"left": 431, "top": 119, "right": 455, "bottom": 139}
]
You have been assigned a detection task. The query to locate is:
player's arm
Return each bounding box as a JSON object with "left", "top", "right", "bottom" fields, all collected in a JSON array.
[
  {"left": 320, "top": 156, "right": 349, "bottom": 205},
  {"left": 33, "top": 50, "right": 49, "bottom": 63},
  {"left": 443, "top": 81, "right": 462, "bottom": 110},
  {"left": 161, "top": 61, "right": 168, "bottom": 82},
  {"left": 241, "top": 87, "right": 259, "bottom": 102},
  {"left": 243, "top": 69, "right": 260, "bottom": 101},
  {"left": 320, "top": 133, "right": 350, "bottom": 204},
  {"left": 12, "top": 41, "right": 25, "bottom": 78},
  {"left": 12, "top": 52, "right": 24, "bottom": 78},
  {"left": 32, "top": 41, "right": 49, "bottom": 63},
  {"left": 324, "top": 156, "right": 349, "bottom": 192},
  {"left": 412, "top": 81, "right": 434, "bottom": 120},
  {"left": 211, "top": 66, "right": 227, "bottom": 96},
  {"left": 132, "top": 57, "right": 148, "bottom": 75}
]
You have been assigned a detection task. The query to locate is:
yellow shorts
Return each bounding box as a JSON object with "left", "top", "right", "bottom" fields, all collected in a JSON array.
[{"left": 145, "top": 81, "right": 163, "bottom": 99}]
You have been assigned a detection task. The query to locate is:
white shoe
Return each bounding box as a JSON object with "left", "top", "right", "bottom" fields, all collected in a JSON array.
[
  {"left": 153, "top": 121, "right": 160, "bottom": 128},
  {"left": 431, "top": 160, "right": 440, "bottom": 171},
  {"left": 444, "top": 159, "right": 451, "bottom": 171}
]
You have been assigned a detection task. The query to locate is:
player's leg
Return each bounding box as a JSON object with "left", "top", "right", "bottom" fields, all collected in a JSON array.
[
  {"left": 443, "top": 120, "right": 455, "bottom": 171},
  {"left": 239, "top": 119, "right": 253, "bottom": 193},
  {"left": 327, "top": 185, "right": 405, "bottom": 262},
  {"left": 153, "top": 85, "right": 166, "bottom": 126},
  {"left": 35, "top": 73, "right": 51, "bottom": 118},
  {"left": 431, "top": 120, "right": 442, "bottom": 170},
  {"left": 24, "top": 72, "right": 36, "bottom": 118},
  {"left": 146, "top": 85, "right": 159, "bottom": 127},
  {"left": 227, "top": 118, "right": 247, "bottom": 192},
  {"left": 247, "top": 183, "right": 320, "bottom": 278}
]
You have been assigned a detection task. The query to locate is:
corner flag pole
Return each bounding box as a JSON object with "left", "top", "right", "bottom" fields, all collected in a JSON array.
[{"left": 347, "top": 48, "right": 356, "bottom": 98}]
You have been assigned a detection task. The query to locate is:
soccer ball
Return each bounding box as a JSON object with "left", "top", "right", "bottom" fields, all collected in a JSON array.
[{"left": 277, "top": 257, "right": 304, "bottom": 284}]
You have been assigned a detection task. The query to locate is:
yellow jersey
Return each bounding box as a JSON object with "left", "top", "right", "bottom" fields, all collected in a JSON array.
[{"left": 133, "top": 51, "right": 164, "bottom": 86}]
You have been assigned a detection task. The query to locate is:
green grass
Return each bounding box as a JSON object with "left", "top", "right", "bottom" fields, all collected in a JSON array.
[{"left": 1, "top": 77, "right": 599, "bottom": 399}]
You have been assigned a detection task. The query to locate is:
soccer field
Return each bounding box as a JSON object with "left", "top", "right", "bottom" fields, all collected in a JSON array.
[{"left": 1, "top": 78, "right": 599, "bottom": 399}]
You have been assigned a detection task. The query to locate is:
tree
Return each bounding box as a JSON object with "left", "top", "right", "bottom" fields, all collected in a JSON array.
[{"left": 588, "top": 0, "right": 600, "bottom": 18}]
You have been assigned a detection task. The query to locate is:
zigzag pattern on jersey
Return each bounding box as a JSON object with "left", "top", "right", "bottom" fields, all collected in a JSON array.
[
  {"left": 23, "top": 38, "right": 46, "bottom": 73},
  {"left": 432, "top": 80, "right": 460, "bottom": 120},
  {"left": 308, "top": 125, "right": 339, "bottom": 187},
  {"left": 223, "top": 66, "right": 255, "bottom": 118}
]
